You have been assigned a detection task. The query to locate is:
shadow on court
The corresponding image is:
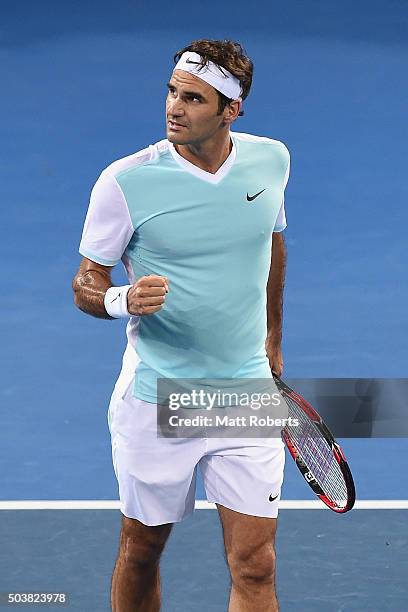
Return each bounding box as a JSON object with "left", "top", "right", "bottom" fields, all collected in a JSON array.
[{"left": 0, "top": 509, "right": 406, "bottom": 611}]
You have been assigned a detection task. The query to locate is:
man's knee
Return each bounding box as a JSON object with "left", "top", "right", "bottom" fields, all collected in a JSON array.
[
  {"left": 118, "top": 516, "right": 172, "bottom": 571},
  {"left": 228, "top": 544, "right": 276, "bottom": 587}
]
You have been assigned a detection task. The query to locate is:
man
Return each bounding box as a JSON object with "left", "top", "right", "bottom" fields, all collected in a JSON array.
[{"left": 73, "top": 38, "right": 290, "bottom": 612}]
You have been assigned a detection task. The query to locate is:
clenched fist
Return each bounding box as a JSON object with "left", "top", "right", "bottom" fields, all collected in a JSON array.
[{"left": 127, "top": 274, "right": 169, "bottom": 316}]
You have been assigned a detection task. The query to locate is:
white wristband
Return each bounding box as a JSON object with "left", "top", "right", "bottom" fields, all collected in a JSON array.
[{"left": 104, "top": 285, "right": 132, "bottom": 318}]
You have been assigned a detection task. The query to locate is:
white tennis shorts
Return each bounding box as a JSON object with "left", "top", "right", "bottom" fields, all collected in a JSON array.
[{"left": 107, "top": 372, "right": 285, "bottom": 526}]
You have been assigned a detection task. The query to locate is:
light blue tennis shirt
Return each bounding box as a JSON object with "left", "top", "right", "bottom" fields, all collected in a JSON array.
[{"left": 79, "top": 131, "right": 290, "bottom": 403}]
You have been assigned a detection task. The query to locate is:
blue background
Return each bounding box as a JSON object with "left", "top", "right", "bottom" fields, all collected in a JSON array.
[{"left": 1, "top": 0, "right": 407, "bottom": 501}]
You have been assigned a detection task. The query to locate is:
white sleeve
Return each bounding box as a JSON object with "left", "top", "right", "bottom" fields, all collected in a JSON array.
[
  {"left": 273, "top": 148, "right": 290, "bottom": 233},
  {"left": 274, "top": 199, "right": 287, "bottom": 232},
  {"left": 79, "top": 170, "right": 134, "bottom": 266}
]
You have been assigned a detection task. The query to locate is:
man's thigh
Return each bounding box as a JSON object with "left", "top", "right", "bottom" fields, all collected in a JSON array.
[
  {"left": 109, "top": 378, "right": 206, "bottom": 526},
  {"left": 200, "top": 439, "right": 285, "bottom": 519}
]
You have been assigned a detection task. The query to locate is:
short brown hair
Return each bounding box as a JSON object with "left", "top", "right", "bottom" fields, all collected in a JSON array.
[{"left": 173, "top": 39, "right": 253, "bottom": 117}]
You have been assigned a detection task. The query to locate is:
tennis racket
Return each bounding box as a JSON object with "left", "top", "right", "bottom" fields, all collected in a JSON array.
[{"left": 273, "top": 373, "right": 355, "bottom": 513}]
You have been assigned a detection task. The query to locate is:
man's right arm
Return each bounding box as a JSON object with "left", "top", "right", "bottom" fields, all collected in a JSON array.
[
  {"left": 72, "top": 257, "right": 169, "bottom": 319},
  {"left": 72, "top": 257, "right": 116, "bottom": 319}
]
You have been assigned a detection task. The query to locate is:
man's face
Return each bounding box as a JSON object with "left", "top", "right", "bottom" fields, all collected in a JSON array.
[{"left": 166, "top": 69, "right": 228, "bottom": 145}]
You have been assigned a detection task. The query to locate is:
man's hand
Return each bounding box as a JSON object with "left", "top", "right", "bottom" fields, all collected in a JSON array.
[
  {"left": 265, "top": 335, "right": 283, "bottom": 377},
  {"left": 127, "top": 275, "right": 169, "bottom": 316}
]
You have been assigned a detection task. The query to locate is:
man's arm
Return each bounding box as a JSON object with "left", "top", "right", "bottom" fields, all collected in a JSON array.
[
  {"left": 72, "top": 257, "right": 116, "bottom": 319},
  {"left": 72, "top": 257, "right": 169, "bottom": 319},
  {"left": 265, "top": 232, "right": 287, "bottom": 376}
]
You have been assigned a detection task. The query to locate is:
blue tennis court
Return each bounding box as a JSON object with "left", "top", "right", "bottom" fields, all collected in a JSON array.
[{"left": 1, "top": 1, "right": 407, "bottom": 610}]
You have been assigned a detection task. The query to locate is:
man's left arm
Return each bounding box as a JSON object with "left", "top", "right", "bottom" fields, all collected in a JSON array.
[{"left": 265, "top": 231, "right": 287, "bottom": 376}]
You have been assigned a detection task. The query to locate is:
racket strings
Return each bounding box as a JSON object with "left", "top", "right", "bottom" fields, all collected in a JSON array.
[{"left": 284, "top": 395, "right": 348, "bottom": 505}]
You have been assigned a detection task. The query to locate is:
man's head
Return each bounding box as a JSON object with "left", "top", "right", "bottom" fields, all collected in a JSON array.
[{"left": 166, "top": 39, "right": 253, "bottom": 146}]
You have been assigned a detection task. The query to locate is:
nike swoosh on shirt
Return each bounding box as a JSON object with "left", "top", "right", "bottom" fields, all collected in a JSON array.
[
  {"left": 247, "top": 189, "right": 266, "bottom": 202},
  {"left": 269, "top": 493, "right": 279, "bottom": 502}
]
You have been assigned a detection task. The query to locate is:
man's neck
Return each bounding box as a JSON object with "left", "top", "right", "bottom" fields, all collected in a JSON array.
[{"left": 174, "top": 133, "right": 232, "bottom": 175}]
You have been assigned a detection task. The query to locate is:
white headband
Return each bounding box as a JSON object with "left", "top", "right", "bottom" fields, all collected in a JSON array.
[{"left": 173, "top": 51, "right": 242, "bottom": 100}]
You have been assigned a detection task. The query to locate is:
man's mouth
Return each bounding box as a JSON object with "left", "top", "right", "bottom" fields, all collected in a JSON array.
[{"left": 168, "top": 120, "right": 186, "bottom": 130}]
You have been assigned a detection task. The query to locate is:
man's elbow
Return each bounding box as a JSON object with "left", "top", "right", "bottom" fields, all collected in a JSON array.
[{"left": 72, "top": 273, "right": 83, "bottom": 310}]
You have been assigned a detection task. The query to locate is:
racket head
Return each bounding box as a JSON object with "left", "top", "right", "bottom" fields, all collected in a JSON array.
[{"left": 273, "top": 373, "right": 356, "bottom": 513}]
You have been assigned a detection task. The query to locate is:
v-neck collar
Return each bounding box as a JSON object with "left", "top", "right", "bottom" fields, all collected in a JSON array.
[{"left": 167, "top": 134, "right": 237, "bottom": 185}]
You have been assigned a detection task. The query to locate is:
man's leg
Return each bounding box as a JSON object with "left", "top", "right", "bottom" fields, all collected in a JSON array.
[
  {"left": 217, "top": 504, "right": 279, "bottom": 612},
  {"left": 111, "top": 514, "right": 172, "bottom": 612}
]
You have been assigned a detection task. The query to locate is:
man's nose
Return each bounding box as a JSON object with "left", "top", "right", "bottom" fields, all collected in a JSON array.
[{"left": 167, "top": 96, "right": 185, "bottom": 117}]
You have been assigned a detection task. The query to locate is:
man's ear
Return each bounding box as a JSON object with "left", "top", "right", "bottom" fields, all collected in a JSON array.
[{"left": 224, "top": 99, "right": 241, "bottom": 124}]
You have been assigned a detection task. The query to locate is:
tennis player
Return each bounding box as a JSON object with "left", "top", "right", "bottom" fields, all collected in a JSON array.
[{"left": 73, "top": 39, "right": 290, "bottom": 612}]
